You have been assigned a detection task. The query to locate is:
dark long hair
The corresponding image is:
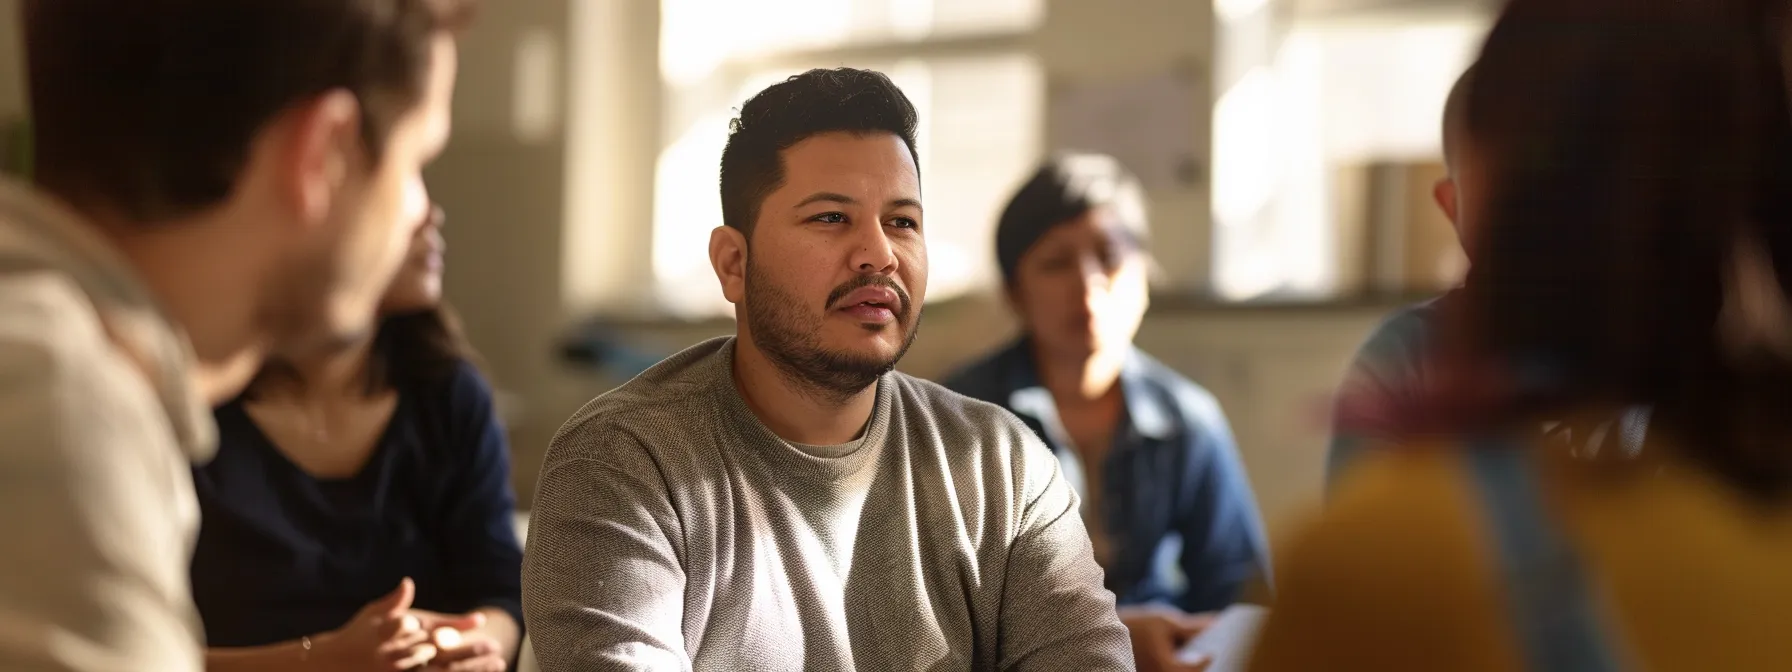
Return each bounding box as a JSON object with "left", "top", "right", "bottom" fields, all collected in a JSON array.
[
  {"left": 1394, "top": 0, "right": 1792, "bottom": 498},
  {"left": 244, "top": 304, "right": 479, "bottom": 399}
]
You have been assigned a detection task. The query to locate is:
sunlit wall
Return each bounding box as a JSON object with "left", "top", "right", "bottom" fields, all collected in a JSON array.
[{"left": 1211, "top": 6, "right": 1486, "bottom": 302}]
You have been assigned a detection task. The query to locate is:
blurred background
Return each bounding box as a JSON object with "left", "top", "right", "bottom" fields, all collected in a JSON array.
[{"left": 0, "top": 0, "right": 1493, "bottom": 526}]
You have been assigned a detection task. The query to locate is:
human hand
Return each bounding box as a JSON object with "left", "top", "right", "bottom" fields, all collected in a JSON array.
[
  {"left": 314, "top": 578, "right": 440, "bottom": 671},
  {"left": 1120, "top": 606, "right": 1215, "bottom": 672},
  {"left": 416, "top": 611, "right": 508, "bottom": 672}
]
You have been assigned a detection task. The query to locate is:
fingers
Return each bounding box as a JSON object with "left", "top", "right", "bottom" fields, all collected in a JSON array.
[
  {"left": 371, "top": 578, "right": 417, "bottom": 620},
  {"left": 433, "top": 627, "right": 463, "bottom": 650},
  {"left": 377, "top": 623, "right": 432, "bottom": 656},
  {"left": 392, "top": 642, "right": 439, "bottom": 670},
  {"left": 389, "top": 578, "right": 417, "bottom": 619},
  {"left": 1171, "top": 612, "right": 1216, "bottom": 643},
  {"left": 1179, "top": 611, "right": 1219, "bottom": 630},
  {"left": 1129, "top": 626, "right": 1184, "bottom": 672},
  {"left": 416, "top": 610, "right": 485, "bottom": 633},
  {"left": 380, "top": 612, "right": 425, "bottom": 641},
  {"left": 430, "top": 637, "right": 498, "bottom": 664},
  {"left": 1142, "top": 648, "right": 1210, "bottom": 672}
]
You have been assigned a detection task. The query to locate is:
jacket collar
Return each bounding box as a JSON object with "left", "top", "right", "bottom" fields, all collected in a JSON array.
[{"left": 997, "top": 336, "right": 1175, "bottom": 444}]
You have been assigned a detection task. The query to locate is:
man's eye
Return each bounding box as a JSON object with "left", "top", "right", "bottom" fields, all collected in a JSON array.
[
  {"left": 889, "top": 217, "right": 919, "bottom": 229},
  {"left": 810, "top": 212, "right": 848, "bottom": 224}
]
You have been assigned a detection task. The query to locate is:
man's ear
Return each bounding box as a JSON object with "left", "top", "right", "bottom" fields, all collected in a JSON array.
[
  {"left": 710, "top": 225, "right": 749, "bottom": 305},
  {"left": 1433, "top": 177, "right": 1460, "bottom": 227},
  {"left": 277, "top": 90, "right": 362, "bottom": 225}
]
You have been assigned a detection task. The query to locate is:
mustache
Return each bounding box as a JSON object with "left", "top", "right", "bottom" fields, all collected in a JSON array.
[{"left": 825, "top": 275, "right": 912, "bottom": 317}]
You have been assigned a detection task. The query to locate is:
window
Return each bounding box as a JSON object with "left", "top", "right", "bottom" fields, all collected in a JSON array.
[
  {"left": 1210, "top": 10, "right": 1487, "bottom": 301},
  {"left": 652, "top": 0, "right": 1045, "bottom": 318}
]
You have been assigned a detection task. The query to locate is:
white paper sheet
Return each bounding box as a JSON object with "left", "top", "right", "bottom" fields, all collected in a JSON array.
[{"left": 1178, "top": 603, "right": 1269, "bottom": 672}]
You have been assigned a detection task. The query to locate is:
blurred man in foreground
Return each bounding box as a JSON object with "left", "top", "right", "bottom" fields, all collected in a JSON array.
[
  {"left": 1325, "top": 66, "right": 1484, "bottom": 486},
  {"left": 0, "top": 1, "right": 472, "bottom": 669},
  {"left": 1327, "top": 64, "right": 1649, "bottom": 490},
  {"left": 1253, "top": 0, "right": 1792, "bottom": 667}
]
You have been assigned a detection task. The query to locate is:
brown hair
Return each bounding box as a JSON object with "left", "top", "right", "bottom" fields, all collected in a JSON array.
[
  {"left": 23, "top": 0, "right": 477, "bottom": 221},
  {"left": 1421, "top": 0, "right": 1792, "bottom": 498}
]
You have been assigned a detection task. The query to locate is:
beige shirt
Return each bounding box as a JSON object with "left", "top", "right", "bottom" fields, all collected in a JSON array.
[
  {"left": 522, "top": 337, "right": 1133, "bottom": 672},
  {"left": 0, "top": 179, "right": 215, "bottom": 672}
]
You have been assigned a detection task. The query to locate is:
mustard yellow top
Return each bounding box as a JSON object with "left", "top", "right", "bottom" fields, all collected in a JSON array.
[{"left": 1248, "top": 444, "right": 1792, "bottom": 671}]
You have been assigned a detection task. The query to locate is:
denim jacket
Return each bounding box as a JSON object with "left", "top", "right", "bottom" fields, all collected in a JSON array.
[{"left": 943, "top": 338, "right": 1269, "bottom": 612}]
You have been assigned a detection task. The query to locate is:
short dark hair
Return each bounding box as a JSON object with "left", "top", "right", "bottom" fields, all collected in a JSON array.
[
  {"left": 1440, "top": 65, "right": 1477, "bottom": 172},
  {"left": 23, "top": 0, "right": 478, "bottom": 222},
  {"left": 995, "top": 153, "right": 1149, "bottom": 285},
  {"left": 718, "top": 68, "right": 921, "bottom": 240}
]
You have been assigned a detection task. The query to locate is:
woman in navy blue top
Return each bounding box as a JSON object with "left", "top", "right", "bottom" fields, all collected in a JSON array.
[
  {"left": 193, "top": 205, "right": 523, "bottom": 672},
  {"left": 944, "top": 155, "right": 1269, "bottom": 672}
]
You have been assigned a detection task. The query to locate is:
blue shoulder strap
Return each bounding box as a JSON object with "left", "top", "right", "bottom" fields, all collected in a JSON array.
[{"left": 1463, "top": 445, "right": 1626, "bottom": 672}]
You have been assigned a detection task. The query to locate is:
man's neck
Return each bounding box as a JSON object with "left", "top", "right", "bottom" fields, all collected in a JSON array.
[
  {"left": 98, "top": 209, "right": 270, "bottom": 405},
  {"left": 193, "top": 345, "right": 270, "bottom": 406},
  {"left": 1034, "top": 344, "right": 1127, "bottom": 406},
  {"left": 731, "top": 338, "right": 876, "bottom": 446}
]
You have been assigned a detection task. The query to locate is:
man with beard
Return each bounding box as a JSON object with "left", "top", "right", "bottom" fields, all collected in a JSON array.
[{"left": 522, "top": 68, "right": 1134, "bottom": 672}]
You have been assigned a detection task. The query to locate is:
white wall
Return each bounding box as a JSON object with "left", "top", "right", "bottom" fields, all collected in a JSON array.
[
  {"left": 428, "top": 0, "right": 665, "bottom": 489},
  {"left": 428, "top": 1, "right": 572, "bottom": 489},
  {"left": 1043, "top": 0, "right": 1215, "bottom": 292}
]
